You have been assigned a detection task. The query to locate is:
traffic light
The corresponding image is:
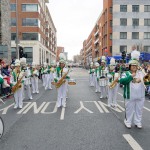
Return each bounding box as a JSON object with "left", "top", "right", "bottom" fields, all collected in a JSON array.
[
  {"left": 19, "top": 46, "right": 24, "bottom": 58},
  {"left": 121, "top": 51, "right": 126, "bottom": 60}
]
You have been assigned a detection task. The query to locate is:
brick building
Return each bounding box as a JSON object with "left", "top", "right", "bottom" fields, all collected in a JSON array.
[
  {"left": 56, "top": 46, "right": 64, "bottom": 62},
  {"left": 10, "top": 0, "right": 57, "bottom": 65},
  {"left": 82, "top": 0, "right": 150, "bottom": 66}
]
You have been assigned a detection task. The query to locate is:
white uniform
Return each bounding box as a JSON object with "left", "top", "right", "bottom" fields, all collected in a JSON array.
[
  {"left": 11, "top": 70, "right": 24, "bottom": 108},
  {"left": 23, "top": 67, "right": 32, "bottom": 100},
  {"left": 31, "top": 69, "right": 39, "bottom": 94},
  {"left": 89, "top": 68, "right": 95, "bottom": 87},
  {"left": 94, "top": 68, "right": 100, "bottom": 92}
]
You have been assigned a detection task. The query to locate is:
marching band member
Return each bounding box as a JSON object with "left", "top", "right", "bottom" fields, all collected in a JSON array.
[
  {"left": 20, "top": 58, "right": 33, "bottom": 100},
  {"left": 45, "top": 65, "right": 52, "bottom": 90},
  {"left": 120, "top": 50, "right": 145, "bottom": 129},
  {"left": 94, "top": 62, "right": 100, "bottom": 93},
  {"left": 89, "top": 62, "right": 95, "bottom": 87},
  {"left": 54, "top": 53, "right": 70, "bottom": 108},
  {"left": 99, "top": 56, "right": 108, "bottom": 99},
  {"left": 107, "top": 58, "right": 119, "bottom": 108},
  {"left": 31, "top": 62, "right": 39, "bottom": 94},
  {"left": 41, "top": 62, "right": 47, "bottom": 87},
  {"left": 11, "top": 59, "right": 25, "bottom": 109}
]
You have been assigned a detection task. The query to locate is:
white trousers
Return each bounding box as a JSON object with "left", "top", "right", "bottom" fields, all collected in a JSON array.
[
  {"left": 125, "top": 98, "right": 145, "bottom": 126},
  {"left": 89, "top": 73, "right": 94, "bottom": 86},
  {"left": 94, "top": 75, "right": 100, "bottom": 92},
  {"left": 108, "top": 84, "right": 119, "bottom": 105},
  {"left": 31, "top": 77, "right": 39, "bottom": 93},
  {"left": 14, "top": 87, "right": 23, "bottom": 107},
  {"left": 42, "top": 74, "right": 46, "bottom": 87},
  {"left": 45, "top": 74, "right": 52, "bottom": 89},
  {"left": 57, "top": 83, "right": 67, "bottom": 107},
  {"left": 100, "top": 86, "right": 108, "bottom": 98},
  {"left": 25, "top": 84, "right": 32, "bottom": 99}
]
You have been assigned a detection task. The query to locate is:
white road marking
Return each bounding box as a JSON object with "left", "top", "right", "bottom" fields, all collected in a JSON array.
[
  {"left": 74, "top": 101, "right": 93, "bottom": 114},
  {"left": 117, "top": 104, "right": 125, "bottom": 111},
  {"left": 22, "top": 102, "right": 46, "bottom": 114},
  {"left": 17, "top": 102, "right": 32, "bottom": 114},
  {"left": 123, "top": 134, "right": 143, "bottom": 150},
  {"left": 98, "top": 101, "right": 109, "bottom": 113},
  {"left": 60, "top": 107, "right": 65, "bottom": 120},
  {"left": 41, "top": 102, "right": 58, "bottom": 114},
  {"left": 118, "top": 92, "right": 123, "bottom": 97},
  {"left": 94, "top": 101, "right": 104, "bottom": 113},
  {"left": 144, "top": 107, "right": 150, "bottom": 112},
  {"left": 0, "top": 103, "right": 14, "bottom": 114}
]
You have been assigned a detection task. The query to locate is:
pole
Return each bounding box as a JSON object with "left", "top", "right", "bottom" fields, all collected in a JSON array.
[{"left": 16, "top": 0, "right": 19, "bottom": 59}]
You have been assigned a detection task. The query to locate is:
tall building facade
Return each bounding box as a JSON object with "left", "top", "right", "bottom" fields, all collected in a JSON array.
[
  {"left": 113, "top": 0, "right": 150, "bottom": 55},
  {"left": 56, "top": 46, "right": 64, "bottom": 62},
  {"left": 10, "top": 0, "right": 57, "bottom": 64},
  {"left": 0, "top": 0, "right": 11, "bottom": 62},
  {"left": 82, "top": 0, "right": 150, "bottom": 66}
]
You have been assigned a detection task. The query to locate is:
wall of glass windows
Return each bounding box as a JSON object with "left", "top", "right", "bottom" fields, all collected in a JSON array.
[
  {"left": 11, "top": 33, "right": 16, "bottom": 40},
  {"left": 22, "top": 33, "right": 38, "bottom": 40},
  {"left": 22, "top": 4, "right": 38, "bottom": 12},
  {"left": 11, "top": 4, "right": 16, "bottom": 11},
  {"left": 22, "top": 18, "right": 38, "bottom": 26},
  {"left": 11, "top": 18, "right": 16, "bottom": 26}
]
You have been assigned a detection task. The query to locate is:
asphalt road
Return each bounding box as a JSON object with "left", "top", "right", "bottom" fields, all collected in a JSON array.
[{"left": 0, "top": 68, "right": 150, "bottom": 150}]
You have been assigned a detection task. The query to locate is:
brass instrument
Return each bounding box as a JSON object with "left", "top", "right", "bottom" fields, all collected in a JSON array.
[
  {"left": 55, "top": 69, "right": 70, "bottom": 88},
  {"left": 12, "top": 74, "right": 25, "bottom": 93},
  {"left": 109, "top": 78, "right": 119, "bottom": 89}
]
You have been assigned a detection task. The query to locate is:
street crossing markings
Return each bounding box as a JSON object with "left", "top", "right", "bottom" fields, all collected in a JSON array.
[
  {"left": 74, "top": 101, "right": 93, "bottom": 114},
  {"left": 60, "top": 107, "right": 65, "bottom": 120},
  {"left": 144, "top": 107, "right": 150, "bottom": 112},
  {"left": 17, "top": 102, "right": 32, "bottom": 114},
  {"left": 41, "top": 102, "right": 58, "bottom": 114},
  {"left": 0, "top": 103, "right": 14, "bottom": 114},
  {"left": 118, "top": 92, "right": 123, "bottom": 97},
  {"left": 123, "top": 134, "right": 143, "bottom": 150},
  {"left": 98, "top": 101, "right": 109, "bottom": 113},
  {"left": 22, "top": 102, "right": 46, "bottom": 114},
  {"left": 94, "top": 101, "right": 104, "bottom": 113}
]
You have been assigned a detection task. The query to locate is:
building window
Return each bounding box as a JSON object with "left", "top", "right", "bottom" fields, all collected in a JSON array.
[
  {"left": 11, "top": 33, "right": 16, "bottom": 40},
  {"left": 132, "top": 5, "right": 139, "bottom": 12},
  {"left": 22, "top": 33, "right": 38, "bottom": 40},
  {"left": 144, "top": 19, "right": 150, "bottom": 26},
  {"left": 144, "top": 5, "right": 150, "bottom": 12},
  {"left": 120, "top": 18, "right": 127, "bottom": 26},
  {"left": 110, "top": 7, "right": 112, "bottom": 14},
  {"left": 144, "top": 46, "right": 150, "bottom": 52},
  {"left": 120, "top": 5, "right": 127, "bottom": 12},
  {"left": 24, "top": 47, "right": 33, "bottom": 64},
  {"left": 11, "top": 4, "right": 16, "bottom": 11},
  {"left": 120, "top": 32, "right": 127, "bottom": 39},
  {"left": 110, "top": 20, "right": 112, "bottom": 27},
  {"left": 22, "top": 18, "right": 38, "bottom": 26},
  {"left": 11, "top": 47, "right": 16, "bottom": 59},
  {"left": 22, "top": 4, "right": 38, "bottom": 12},
  {"left": 132, "top": 19, "right": 139, "bottom": 26},
  {"left": 132, "top": 32, "right": 139, "bottom": 39},
  {"left": 120, "top": 46, "right": 127, "bottom": 53},
  {"left": 144, "top": 32, "right": 150, "bottom": 39},
  {"left": 110, "top": 33, "right": 112, "bottom": 40},
  {"left": 11, "top": 18, "right": 16, "bottom": 26}
]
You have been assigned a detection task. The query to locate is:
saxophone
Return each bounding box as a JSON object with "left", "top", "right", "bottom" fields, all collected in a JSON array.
[
  {"left": 55, "top": 69, "right": 70, "bottom": 88},
  {"left": 12, "top": 73, "right": 25, "bottom": 93}
]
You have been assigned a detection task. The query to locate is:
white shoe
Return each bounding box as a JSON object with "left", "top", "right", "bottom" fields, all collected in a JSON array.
[
  {"left": 14, "top": 105, "right": 18, "bottom": 109},
  {"left": 19, "top": 105, "right": 23, "bottom": 109},
  {"left": 108, "top": 104, "right": 111, "bottom": 107},
  {"left": 49, "top": 87, "right": 52, "bottom": 90},
  {"left": 29, "top": 97, "right": 33, "bottom": 100},
  {"left": 62, "top": 104, "right": 66, "bottom": 108},
  {"left": 100, "top": 96, "right": 103, "bottom": 99},
  {"left": 124, "top": 120, "right": 131, "bottom": 129},
  {"left": 32, "top": 91, "right": 35, "bottom": 94},
  {"left": 95, "top": 90, "right": 98, "bottom": 93},
  {"left": 36, "top": 91, "right": 39, "bottom": 94},
  {"left": 135, "top": 124, "right": 142, "bottom": 129}
]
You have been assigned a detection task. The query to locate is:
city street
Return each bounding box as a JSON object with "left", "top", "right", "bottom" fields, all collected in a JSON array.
[{"left": 0, "top": 68, "right": 150, "bottom": 150}]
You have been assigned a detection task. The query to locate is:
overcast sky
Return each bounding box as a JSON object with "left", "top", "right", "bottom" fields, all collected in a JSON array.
[{"left": 48, "top": 0, "right": 103, "bottom": 60}]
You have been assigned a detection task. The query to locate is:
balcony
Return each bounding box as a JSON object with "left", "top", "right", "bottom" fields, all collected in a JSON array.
[
  {"left": 94, "top": 39, "right": 99, "bottom": 45},
  {"left": 94, "top": 30, "right": 99, "bottom": 37}
]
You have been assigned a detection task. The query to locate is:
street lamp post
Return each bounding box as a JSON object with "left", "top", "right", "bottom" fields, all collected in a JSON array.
[{"left": 15, "top": 0, "right": 19, "bottom": 59}]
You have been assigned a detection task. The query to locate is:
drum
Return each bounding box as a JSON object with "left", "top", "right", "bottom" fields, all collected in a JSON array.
[
  {"left": 68, "top": 79, "right": 76, "bottom": 85},
  {"left": 99, "top": 78, "right": 108, "bottom": 86},
  {"left": 0, "top": 116, "right": 4, "bottom": 139}
]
